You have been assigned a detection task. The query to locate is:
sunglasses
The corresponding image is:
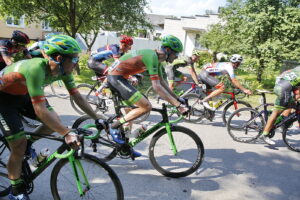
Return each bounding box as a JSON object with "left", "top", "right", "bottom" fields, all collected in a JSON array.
[{"left": 64, "top": 56, "right": 80, "bottom": 64}]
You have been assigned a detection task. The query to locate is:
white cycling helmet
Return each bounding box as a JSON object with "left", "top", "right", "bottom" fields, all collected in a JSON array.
[{"left": 230, "top": 54, "right": 243, "bottom": 63}]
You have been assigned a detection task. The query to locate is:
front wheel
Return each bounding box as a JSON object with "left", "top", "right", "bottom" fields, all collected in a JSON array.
[
  {"left": 282, "top": 119, "right": 300, "bottom": 152},
  {"left": 50, "top": 154, "right": 124, "bottom": 200},
  {"left": 222, "top": 100, "right": 252, "bottom": 125},
  {"left": 149, "top": 126, "right": 204, "bottom": 178},
  {"left": 226, "top": 107, "right": 264, "bottom": 143}
]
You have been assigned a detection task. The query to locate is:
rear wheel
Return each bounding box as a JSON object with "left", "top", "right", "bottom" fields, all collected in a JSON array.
[
  {"left": 282, "top": 119, "right": 300, "bottom": 152},
  {"left": 50, "top": 80, "right": 69, "bottom": 99},
  {"left": 149, "top": 126, "right": 204, "bottom": 178},
  {"left": 181, "top": 93, "right": 205, "bottom": 123},
  {"left": 226, "top": 107, "right": 264, "bottom": 143}
]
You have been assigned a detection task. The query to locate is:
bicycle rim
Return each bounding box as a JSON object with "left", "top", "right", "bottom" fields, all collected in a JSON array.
[
  {"left": 181, "top": 93, "right": 205, "bottom": 123},
  {"left": 149, "top": 126, "right": 204, "bottom": 178},
  {"left": 51, "top": 154, "right": 123, "bottom": 200},
  {"left": 222, "top": 100, "right": 251, "bottom": 125},
  {"left": 282, "top": 120, "right": 300, "bottom": 152},
  {"left": 50, "top": 81, "right": 69, "bottom": 99},
  {"left": 227, "top": 107, "right": 264, "bottom": 143}
]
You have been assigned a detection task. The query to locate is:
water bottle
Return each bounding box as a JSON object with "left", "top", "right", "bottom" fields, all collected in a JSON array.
[
  {"left": 37, "top": 148, "right": 50, "bottom": 164},
  {"left": 214, "top": 100, "right": 223, "bottom": 108},
  {"left": 130, "top": 125, "right": 147, "bottom": 138},
  {"left": 28, "top": 146, "right": 39, "bottom": 167}
]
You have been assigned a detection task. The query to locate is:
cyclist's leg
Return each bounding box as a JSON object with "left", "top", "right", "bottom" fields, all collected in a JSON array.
[
  {"left": 199, "top": 70, "right": 225, "bottom": 101},
  {"left": 0, "top": 93, "right": 28, "bottom": 197}
]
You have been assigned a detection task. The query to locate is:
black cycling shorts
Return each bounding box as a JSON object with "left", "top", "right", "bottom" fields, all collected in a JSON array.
[
  {"left": 88, "top": 58, "right": 108, "bottom": 76},
  {"left": 0, "top": 92, "right": 51, "bottom": 141},
  {"left": 199, "top": 70, "right": 221, "bottom": 88},
  {"left": 274, "top": 79, "right": 294, "bottom": 110},
  {"left": 107, "top": 75, "right": 143, "bottom": 105}
]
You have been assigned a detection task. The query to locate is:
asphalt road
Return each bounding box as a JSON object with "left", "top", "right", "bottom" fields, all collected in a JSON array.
[{"left": 1, "top": 85, "right": 300, "bottom": 200}]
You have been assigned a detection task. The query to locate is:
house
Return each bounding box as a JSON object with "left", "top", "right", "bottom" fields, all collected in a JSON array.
[
  {"left": 145, "top": 14, "right": 173, "bottom": 40},
  {"left": 0, "top": 16, "right": 52, "bottom": 40},
  {"left": 163, "top": 14, "right": 221, "bottom": 56}
]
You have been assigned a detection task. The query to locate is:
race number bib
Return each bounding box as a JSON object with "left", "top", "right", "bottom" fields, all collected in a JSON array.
[{"left": 108, "top": 60, "right": 120, "bottom": 73}]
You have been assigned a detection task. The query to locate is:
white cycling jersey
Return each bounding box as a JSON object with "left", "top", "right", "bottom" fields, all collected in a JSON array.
[{"left": 203, "top": 62, "right": 235, "bottom": 78}]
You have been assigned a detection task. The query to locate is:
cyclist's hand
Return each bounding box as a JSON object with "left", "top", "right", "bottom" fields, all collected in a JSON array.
[
  {"left": 243, "top": 89, "right": 252, "bottom": 95},
  {"left": 129, "top": 76, "right": 138, "bottom": 86},
  {"left": 64, "top": 131, "right": 81, "bottom": 149},
  {"left": 177, "top": 104, "right": 190, "bottom": 116}
]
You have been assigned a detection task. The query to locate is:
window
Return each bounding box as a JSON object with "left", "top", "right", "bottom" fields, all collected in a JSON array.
[
  {"left": 42, "top": 20, "right": 52, "bottom": 31},
  {"left": 6, "top": 16, "right": 25, "bottom": 27},
  {"left": 194, "top": 34, "right": 201, "bottom": 49}
]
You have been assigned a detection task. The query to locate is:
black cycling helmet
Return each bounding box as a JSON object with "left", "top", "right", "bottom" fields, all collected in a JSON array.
[{"left": 12, "top": 30, "right": 30, "bottom": 44}]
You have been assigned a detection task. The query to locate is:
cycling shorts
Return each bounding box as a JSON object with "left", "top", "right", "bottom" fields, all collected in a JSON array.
[
  {"left": 273, "top": 79, "right": 294, "bottom": 110},
  {"left": 199, "top": 70, "right": 223, "bottom": 89},
  {"left": 0, "top": 92, "right": 51, "bottom": 141},
  {"left": 88, "top": 58, "right": 108, "bottom": 77},
  {"left": 165, "top": 65, "right": 183, "bottom": 82},
  {"left": 107, "top": 75, "right": 143, "bottom": 106}
]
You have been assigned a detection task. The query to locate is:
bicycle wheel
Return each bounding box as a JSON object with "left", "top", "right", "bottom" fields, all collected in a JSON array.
[
  {"left": 72, "top": 115, "right": 117, "bottom": 162},
  {"left": 222, "top": 100, "right": 252, "bottom": 125},
  {"left": 50, "top": 80, "right": 69, "bottom": 99},
  {"left": 50, "top": 154, "right": 123, "bottom": 200},
  {"left": 149, "top": 126, "right": 204, "bottom": 178},
  {"left": 70, "top": 84, "right": 100, "bottom": 115},
  {"left": 227, "top": 107, "right": 264, "bottom": 143},
  {"left": 0, "top": 138, "right": 9, "bottom": 170},
  {"left": 0, "top": 172, "right": 10, "bottom": 197},
  {"left": 181, "top": 93, "right": 205, "bottom": 123},
  {"left": 282, "top": 119, "right": 300, "bottom": 152},
  {"left": 21, "top": 115, "right": 41, "bottom": 129}
]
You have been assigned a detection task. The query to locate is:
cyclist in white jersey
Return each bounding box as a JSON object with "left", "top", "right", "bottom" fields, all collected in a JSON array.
[{"left": 199, "top": 54, "right": 252, "bottom": 110}]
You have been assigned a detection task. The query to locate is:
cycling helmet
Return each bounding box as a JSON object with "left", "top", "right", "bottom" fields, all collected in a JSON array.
[
  {"left": 120, "top": 35, "right": 133, "bottom": 45},
  {"left": 161, "top": 35, "right": 183, "bottom": 53},
  {"left": 43, "top": 35, "right": 81, "bottom": 55},
  {"left": 192, "top": 49, "right": 201, "bottom": 56},
  {"left": 230, "top": 54, "right": 243, "bottom": 63},
  {"left": 12, "top": 30, "right": 30, "bottom": 44}
]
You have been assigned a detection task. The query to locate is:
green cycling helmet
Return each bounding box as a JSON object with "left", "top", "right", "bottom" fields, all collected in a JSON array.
[
  {"left": 161, "top": 35, "right": 183, "bottom": 53},
  {"left": 192, "top": 49, "right": 201, "bottom": 56},
  {"left": 43, "top": 35, "right": 81, "bottom": 55}
]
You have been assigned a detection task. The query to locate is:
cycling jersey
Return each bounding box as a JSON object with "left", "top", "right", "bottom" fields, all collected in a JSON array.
[
  {"left": 203, "top": 62, "right": 235, "bottom": 78},
  {"left": 276, "top": 66, "right": 300, "bottom": 87},
  {"left": 28, "top": 41, "right": 44, "bottom": 58},
  {"left": 0, "top": 40, "right": 30, "bottom": 70},
  {"left": 0, "top": 58, "right": 77, "bottom": 104},
  {"left": 95, "top": 44, "right": 122, "bottom": 59},
  {"left": 166, "top": 56, "right": 194, "bottom": 82},
  {"left": 109, "top": 49, "right": 162, "bottom": 80}
]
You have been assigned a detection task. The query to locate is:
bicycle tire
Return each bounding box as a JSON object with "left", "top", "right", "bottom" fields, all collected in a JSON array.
[
  {"left": 149, "top": 126, "right": 204, "bottom": 178},
  {"left": 222, "top": 100, "right": 252, "bottom": 125},
  {"left": 50, "top": 153, "right": 124, "bottom": 200},
  {"left": 181, "top": 93, "right": 205, "bottom": 123},
  {"left": 70, "top": 84, "right": 100, "bottom": 115},
  {"left": 0, "top": 172, "right": 10, "bottom": 197},
  {"left": 227, "top": 107, "right": 264, "bottom": 143},
  {"left": 282, "top": 119, "right": 300, "bottom": 152},
  {"left": 72, "top": 115, "right": 117, "bottom": 162},
  {"left": 21, "top": 115, "right": 41, "bottom": 129},
  {"left": 50, "top": 80, "right": 69, "bottom": 99}
]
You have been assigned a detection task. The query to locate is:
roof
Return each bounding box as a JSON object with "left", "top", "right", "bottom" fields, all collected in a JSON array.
[{"left": 146, "top": 14, "right": 174, "bottom": 26}]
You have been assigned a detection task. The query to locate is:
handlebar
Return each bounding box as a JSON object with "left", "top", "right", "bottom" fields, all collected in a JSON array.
[{"left": 54, "top": 149, "right": 75, "bottom": 159}]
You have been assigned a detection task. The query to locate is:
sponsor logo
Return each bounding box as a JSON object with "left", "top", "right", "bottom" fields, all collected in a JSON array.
[{"left": 0, "top": 114, "right": 10, "bottom": 132}]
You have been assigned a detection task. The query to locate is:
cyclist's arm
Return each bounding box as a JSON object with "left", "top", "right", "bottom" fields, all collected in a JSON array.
[
  {"left": 71, "top": 92, "right": 108, "bottom": 120},
  {"left": 189, "top": 66, "right": 200, "bottom": 85},
  {"left": 1, "top": 53, "right": 13, "bottom": 66},
  {"left": 151, "top": 79, "right": 180, "bottom": 107},
  {"left": 159, "top": 78, "right": 178, "bottom": 99},
  {"left": 231, "top": 78, "right": 251, "bottom": 94}
]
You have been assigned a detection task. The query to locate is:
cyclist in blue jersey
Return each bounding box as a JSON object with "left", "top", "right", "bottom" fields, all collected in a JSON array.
[
  {"left": 0, "top": 30, "right": 32, "bottom": 70},
  {"left": 88, "top": 35, "right": 133, "bottom": 77}
]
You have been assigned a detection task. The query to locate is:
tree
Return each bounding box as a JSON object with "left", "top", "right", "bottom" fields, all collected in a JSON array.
[
  {"left": 0, "top": 0, "right": 151, "bottom": 39},
  {"left": 199, "top": 0, "right": 300, "bottom": 82}
]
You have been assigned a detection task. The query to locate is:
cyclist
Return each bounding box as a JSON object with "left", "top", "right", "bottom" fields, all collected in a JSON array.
[
  {"left": 0, "top": 30, "right": 32, "bottom": 70},
  {"left": 88, "top": 35, "right": 133, "bottom": 77},
  {"left": 27, "top": 40, "right": 45, "bottom": 58},
  {"left": 104, "top": 35, "right": 189, "bottom": 157},
  {"left": 0, "top": 35, "right": 104, "bottom": 200},
  {"left": 260, "top": 66, "right": 300, "bottom": 145},
  {"left": 165, "top": 49, "right": 202, "bottom": 91},
  {"left": 198, "top": 54, "right": 252, "bottom": 111}
]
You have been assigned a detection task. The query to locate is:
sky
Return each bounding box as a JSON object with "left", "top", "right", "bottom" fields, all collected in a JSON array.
[{"left": 146, "top": 0, "right": 228, "bottom": 17}]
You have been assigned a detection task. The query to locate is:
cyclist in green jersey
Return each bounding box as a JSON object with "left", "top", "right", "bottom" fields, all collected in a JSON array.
[
  {"left": 0, "top": 35, "right": 104, "bottom": 200},
  {"left": 104, "top": 35, "right": 189, "bottom": 156},
  {"left": 165, "top": 49, "right": 202, "bottom": 91},
  {"left": 260, "top": 66, "right": 300, "bottom": 145}
]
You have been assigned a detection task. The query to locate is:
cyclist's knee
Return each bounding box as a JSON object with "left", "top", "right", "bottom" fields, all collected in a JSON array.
[
  {"left": 9, "top": 138, "right": 27, "bottom": 155},
  {"left": 142, "top": 102, "right": 152, "bottom": 112}
]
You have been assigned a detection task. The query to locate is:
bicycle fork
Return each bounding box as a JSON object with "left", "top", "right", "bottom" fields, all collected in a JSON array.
[
  {"left": 165, "top": 123, "right": 178, "bottom": 155},
  {"left": 69, "top": 156, "right": 90, "bottom": 196}
]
